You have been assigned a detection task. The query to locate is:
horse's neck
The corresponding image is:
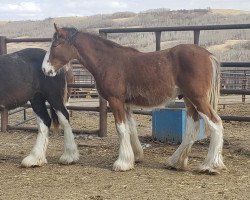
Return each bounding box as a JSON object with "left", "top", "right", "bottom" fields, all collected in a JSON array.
[{"left": 74, "top": 32, "right": 131, "bottom": 76}]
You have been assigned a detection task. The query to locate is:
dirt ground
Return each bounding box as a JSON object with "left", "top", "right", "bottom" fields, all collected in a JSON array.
[{"left": 0, "top": 102, "right": 249, "bottom": 200}]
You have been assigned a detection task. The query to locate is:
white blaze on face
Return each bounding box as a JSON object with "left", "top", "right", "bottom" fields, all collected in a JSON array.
[{"left": 42, "top": 44, "right": 57, "bottom": 77}]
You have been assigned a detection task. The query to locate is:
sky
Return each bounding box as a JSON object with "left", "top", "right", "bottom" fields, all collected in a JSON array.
[{"left": 0, "top": 0, "right": 249, "bottom": 21}]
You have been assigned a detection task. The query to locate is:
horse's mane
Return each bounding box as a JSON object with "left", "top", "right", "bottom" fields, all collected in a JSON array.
[{"left": 61, "top": 27, "right": 139, "bottom": 52}]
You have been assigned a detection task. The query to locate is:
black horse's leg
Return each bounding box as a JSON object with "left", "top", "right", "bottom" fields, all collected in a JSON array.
[
  {"left": 52, "top": 104, "right": 79, "bottom": 164},
  {"left": 50, "top": 107, "right": 60, "bottom": 134},
  {"left": 21, "top": 93, "right": 51, "bottom": 167}
]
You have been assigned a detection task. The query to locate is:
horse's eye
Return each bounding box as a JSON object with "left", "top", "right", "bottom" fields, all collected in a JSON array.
[
  {"left": 57, "top": 33, "right": 64, "bottom": 39},
  {"left": 52, "top": 40, "right": 60, "bottom": 47}
]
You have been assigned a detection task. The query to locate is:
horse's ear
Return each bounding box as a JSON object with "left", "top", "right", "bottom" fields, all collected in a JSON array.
[
  {"left": 54, "top": 23, "right": 59, "bottom": 32},
  {"left": 54, "top": 23, "right": 67, "bottom": 39}
]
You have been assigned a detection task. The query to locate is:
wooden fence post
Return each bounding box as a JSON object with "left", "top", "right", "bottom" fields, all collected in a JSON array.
[
  {"left": 242, "top": 71, "right": 247, "bottom": 103},
  {"left": 155, "top": 31, "right": 161, "bottom": 51},
  {"left": 0, "top": 36, "right": 7, "bottom": 54},
  {"left": 0, "top": 36, "right": 8, "bottom": 132},
  {"left": 193, "top": 30, "right": 200, "bottom": 45},
  {"left": 1, "top": 110, "right": 8, "bottom": 132},
  {"left": 98, "top": 32, "right": 108, "bottom": 137}
]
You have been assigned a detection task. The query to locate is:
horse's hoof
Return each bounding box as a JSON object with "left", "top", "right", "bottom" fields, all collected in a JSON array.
[
  {"left": 21, "top": 155, "right": 47, "bottom": 168},
  {"left": 164, "top": 164, "right": 178, "bottom": 171},
  {"left": 198, "top": 164, "right": 227, "bottom": 175},
  {"left": 59, "top": 151, "right": 79, "bottom": 165},
  {"left": 134, "top": 153, "right": 144, "bottom": 163},
  {"left": 164, "top": 163, "right": 186, "bottom": 171},
  {"left": 197, "top": 166, "right": 220, "bottom": 175},
  {"left": 165, "top": 157, "right": 187, "bottom": 171},
  {"left": 113, "top": 160, "right": 134, "bottom": 171}
]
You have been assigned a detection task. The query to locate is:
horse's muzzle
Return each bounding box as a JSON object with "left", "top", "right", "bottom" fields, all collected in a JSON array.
[{"left": 42, "top": 67, "right": 56, "bottom": 77}]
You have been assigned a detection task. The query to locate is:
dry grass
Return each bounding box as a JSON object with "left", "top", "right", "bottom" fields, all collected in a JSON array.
[{"left": 212, "top": 9, "right": 250, "bottom": 15}]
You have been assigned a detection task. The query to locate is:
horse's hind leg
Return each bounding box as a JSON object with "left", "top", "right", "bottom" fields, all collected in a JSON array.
[
  {"left": 54, "top": 106, "right": 79, "bottom": 164},
  {"left": 196, "top": 102, "right": 226, "bottom": 174},
  {"left": 50, "top": 107, "right": 60, "bottom": 134},
  {"left": 165, "top": 98, "right": 200, "bottom": 170},
  {"left": 125, "top": 106, "right": 143, "bottom": 162},
  {"left": 109, "top": 98, "right": 134, "bottom": 171},
  {"left": 21, "top": 94, "right": 51, "bottom": 167}
]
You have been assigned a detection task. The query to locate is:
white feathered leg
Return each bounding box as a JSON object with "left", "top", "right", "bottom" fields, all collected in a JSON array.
[
  {"left": 113, "top": 122, "right": 135, "bottom": 171},
  {"left": 127, "top": 115, "right": 143, "bottom": 162},
  {"left": 56, "top": 111, "right": 79, "bottom": 164},
  {"left": 21, "top": 117, "right": 49, "bottom": 167},
  {"left": 198, "top": 112, "right": 226, "bottom": 174},
  {"left": 166, "top": 115, "right": 200, "bottom": 170}
]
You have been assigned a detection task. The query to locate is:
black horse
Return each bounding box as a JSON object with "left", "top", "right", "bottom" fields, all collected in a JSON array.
[{"left": 0, "top": 48, "right": 79, "bottom": 167}]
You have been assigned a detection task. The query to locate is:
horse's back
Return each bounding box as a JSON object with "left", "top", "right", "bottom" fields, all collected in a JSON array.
[
  {"left": 169, "top": 44, "right": 211, "bottom": 60},
  {"left": 14, "top": 48, "right": 46, "bottom": 68},
  {"left": 169, "top": 44, "right": 213, "bottom": 75},
  {"left": 0, "top": 48, "right": 46, "bottom": 71},
  {"left": 0, "top": 48, "right": 46, "bottom": 109}
]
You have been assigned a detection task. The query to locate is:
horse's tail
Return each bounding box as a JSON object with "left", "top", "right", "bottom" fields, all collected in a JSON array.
[{"left": 209, "top": 55, "right": 221, "bottom": 112}]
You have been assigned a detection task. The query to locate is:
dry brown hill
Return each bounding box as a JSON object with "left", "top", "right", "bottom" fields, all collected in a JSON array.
[{"left": 0, "top": 8, "right": 249, "bottom": 61}]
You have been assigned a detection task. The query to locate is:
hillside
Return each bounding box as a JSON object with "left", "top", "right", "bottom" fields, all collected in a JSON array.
[{"left": 0, "top": 8, "right": 249, "bottom": 62}]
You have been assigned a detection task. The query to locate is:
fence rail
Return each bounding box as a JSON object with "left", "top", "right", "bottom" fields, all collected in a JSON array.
[
  {"left": 5, "top": 38, "right": 51, "bottom": 43},
  {"left": 99, "top": 23, "right": 250, "bottom": 33},
  {"left": 222, "top": 62, "right": 250, "bottom": 68}
]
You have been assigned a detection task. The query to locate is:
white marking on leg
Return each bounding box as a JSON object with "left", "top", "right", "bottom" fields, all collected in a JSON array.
[
  {"left": 42, "top": 44, "right": 57, "bottom": 77},
  {"left": 56, "top": 111, "right": 79, "bottom": 164},
  {"left": 21, "top": 116, "right": 49, "bottom": 167},
  {"left": 64, "top": 63, "right": 71, "bottom": 71},
  {"left": 198, "top": 112, "right": 226, "bottom": 173},
  {"left": 166, "top": 115, "right": 199, "bottom": 170},
  {"left": 113, "top": 122, "right": 134, "bottom": 171},
  {"left": 127, "top": 116, "right": 143, "bottom": 162}
]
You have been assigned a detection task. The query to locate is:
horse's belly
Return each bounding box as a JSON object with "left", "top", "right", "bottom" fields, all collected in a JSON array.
[
  {"left": 0, "top": 95, "right": 29, "bottom": 110},
  {"left": 127, "top": 95, "right": 174, "bottom": 107},
  {"left": 0, "top": 86, "right": 33, "bottom": 110},
  {"left": 125, "top": 85, "right": 177, "bottom": 107}
]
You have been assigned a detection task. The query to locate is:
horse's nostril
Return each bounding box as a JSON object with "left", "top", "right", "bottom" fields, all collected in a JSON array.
[
  {"left": 42, "top": 68, "right": 46, "bottom": 73},
  {"left": 48, "top": 70, "right": 53, "bottom": 75}
]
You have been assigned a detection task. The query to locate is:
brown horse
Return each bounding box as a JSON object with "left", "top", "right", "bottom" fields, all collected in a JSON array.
[{"left": 42, "top": 24, "right": 226, "bottom": 174}]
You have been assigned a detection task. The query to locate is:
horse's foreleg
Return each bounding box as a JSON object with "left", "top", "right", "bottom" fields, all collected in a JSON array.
[
  {"left": 22, "top": 96, "right": 51, "bottom": 167},
  {"left": 109, "top": 99, "right": 134, "bottom": 171},
  {"left": 114, "top": 122, "right": 134, "bottom": 171},
  {"left": 21, "top": 116, "right": 49, "bottom": 167},
  {"left": 56, "top": 109, "right": 79, "bottom": 164},
  {"left": 126, "top": 106, "right": 143, "bottom": 162}
]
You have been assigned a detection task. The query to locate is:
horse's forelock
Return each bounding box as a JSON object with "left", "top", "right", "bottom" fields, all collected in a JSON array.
[{"left": 62, "top": 27, "right": 79, "bottom": 44}]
